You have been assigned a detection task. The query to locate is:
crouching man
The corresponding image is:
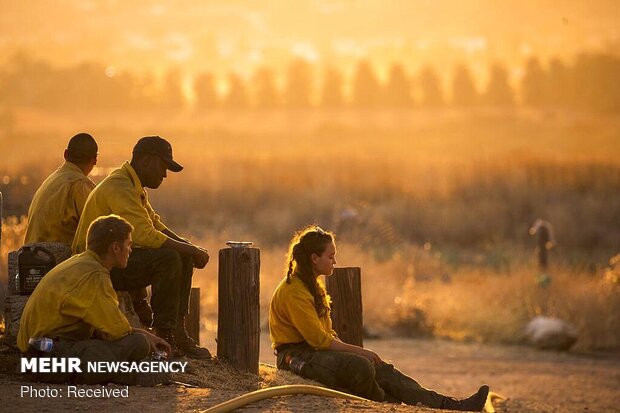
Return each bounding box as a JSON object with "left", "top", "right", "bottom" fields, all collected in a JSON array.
[{"left": 17, "top": 214, "right": 171, "bottom": 385}]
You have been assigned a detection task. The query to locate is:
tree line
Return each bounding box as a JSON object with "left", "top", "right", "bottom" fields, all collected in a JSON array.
[{"left": 1, "top": 51, "right": 619, "bottom": 112}]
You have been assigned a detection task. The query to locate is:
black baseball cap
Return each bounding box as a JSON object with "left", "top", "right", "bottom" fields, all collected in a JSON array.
[{"left": 132, "top": 136, "right": 183, "bottom": 172}]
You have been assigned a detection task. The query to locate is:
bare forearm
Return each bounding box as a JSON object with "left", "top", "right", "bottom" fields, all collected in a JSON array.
[
  {"left": 329, "top": 338, "right": 361, "bottom": 353},
  {"left": 162, "top": 228, "right": 188, "bottom": 243},
  {"left": 328, "top": 338, "right": 382, "bottom": 363}
]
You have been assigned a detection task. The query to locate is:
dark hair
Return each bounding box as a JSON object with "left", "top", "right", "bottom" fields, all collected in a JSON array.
[
  {"left": 86, "top": 215, "right": 133, "bottom": 256},
  {"left": 285, "top": 226, "right": 334, "bottom": 318},
  {"left": 66, "top": 133, "right": 98, "bottom": 163}
]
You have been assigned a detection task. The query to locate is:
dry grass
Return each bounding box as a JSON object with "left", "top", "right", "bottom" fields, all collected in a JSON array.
[
  {"left": 1, "top": 108, "right": 619, "bottom": 351},
  {"left": 171, "top": 358, "right": 319, "bottom": 391},
  {"left": 397, "top": 265, "right": 620, "bottom": 351}
]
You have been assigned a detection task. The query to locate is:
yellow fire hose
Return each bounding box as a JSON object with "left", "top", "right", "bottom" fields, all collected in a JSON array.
[
  {"left": 200, "top": 384, "right": 507, "bottom": 413},
  {"left": 200, "top": 384, "right": 368, "bottom": 413},
  {"left": 484, "top": 391, "right": 508, "bottom": 413}
]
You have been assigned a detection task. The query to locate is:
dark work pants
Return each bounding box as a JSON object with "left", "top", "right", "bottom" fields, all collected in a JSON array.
[
  {"left": 110, "top": 247, "right": 194, "bottom": 330},
  {"left": 277, "top": 342, "right": 445, "bottom": 408},
  {"left": 35, "top": 334, "right": 150, "bottom": 385}
]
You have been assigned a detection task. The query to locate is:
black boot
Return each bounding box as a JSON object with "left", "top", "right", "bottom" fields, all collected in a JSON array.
[
  {"left": 133, "top": 298, "right": 154, "bottom": 328},
  {"left": 175, "top": 316, "right": 211, "bottom": 359},
  {"left": 441, "top": 385, "right": 489, "bottom": 412},
  {"left": 129, "top": 288, "right": 153, "bottom": 328},
  {"left": 154, "top": 328, "right": 185, "bottom": 358}
]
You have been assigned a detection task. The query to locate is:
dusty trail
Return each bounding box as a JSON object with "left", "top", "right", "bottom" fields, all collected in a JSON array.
[{"left": 2, "top": 337, "right": 619, "bottom": 412}]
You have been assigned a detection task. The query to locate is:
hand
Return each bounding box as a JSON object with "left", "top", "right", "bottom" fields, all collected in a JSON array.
[
  {"left": 192, "top": 246, "right": 209, "bottom": 269},
  {"left": 146, "top": 330, "right": 172, "bottom": 355},
  {"left": 358, "top": 347, "right": 382, "bottom": 364}
]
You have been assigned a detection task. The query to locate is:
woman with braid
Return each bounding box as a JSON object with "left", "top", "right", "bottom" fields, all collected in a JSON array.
[{"left": 268, "top": 226, "right": 489, "bottom": 411}]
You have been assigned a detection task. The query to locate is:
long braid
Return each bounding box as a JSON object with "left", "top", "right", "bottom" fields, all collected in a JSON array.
[{"left": 286, "top": 259, "right": 294, "bottom": 284}]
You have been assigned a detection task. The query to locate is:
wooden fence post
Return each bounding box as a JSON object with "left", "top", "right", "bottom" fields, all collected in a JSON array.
[
  {"left": 530, "top": 219, "right": 554, "bottom": 272},
  {"left": 537, "top": 225, "right": 550, "bottom": 271},
  {"left": 217, "top": 246, "right": 260, "bottom": 373},
  {"left": 325, "top": 267, "right": 364, "bottom": 347},
  {"left": 187, "top": 287, "right": 200, "bottom": 344}
]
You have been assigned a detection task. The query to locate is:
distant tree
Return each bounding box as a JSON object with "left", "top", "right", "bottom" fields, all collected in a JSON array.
[
  {"left": 384, "top": 63, "right": 413, "bottom": 107},
  {"left": 418, "top": 65, "right": 444, "bottom": 107},
  {"left": 222, "top": 73, "right": 249, "bottom": 109},
  {"left": 112, "top": 71, "right": 140, "bottom": 110},
  {"left": 547, "top": 57, "right": 573, "bottom": 107},
  {"left": 573, "top": 53, "right": 620, "bottom": 112},
  {"left": 451, "top": 63, "right": 478, "bottom": 106},
  {"left": 521, "top": 57, "right": 548, "bottom": 106},
  {"left": 66, "top": 62, "right": 129, "bottom": 111},
  {"left": 351, "top": 60, "right": 381, "bottom": 107},
  {"left": 253, "top": 66, "right": 279, "bottom": 108},
  {"left": 2, "top": 52, "right": 55, "bottom": 107},
  {"left": 194, "top": 72, "right": 219, "bottom": 110},
  {"left": 161, "top": 68, "right": 185, "bottom": 110},
  {"left": 319, "top": 66, "right": 344, "bottom": 108},
  {"left": 133, "top": 72, "right": 160, "bottom": 110},
  {"left": 483, "top": 63, "right": 514, "bottom": 107},
  {"left": 284, "top": 59, "right": 313, "bottom": 107}
]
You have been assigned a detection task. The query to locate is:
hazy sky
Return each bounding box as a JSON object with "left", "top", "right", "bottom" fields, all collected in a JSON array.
[{"left": 1, "top": 0, "right": 618, "bottom": 78}]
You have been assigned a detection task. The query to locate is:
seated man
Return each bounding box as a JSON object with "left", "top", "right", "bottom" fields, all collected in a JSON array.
[
  {"left": 72, "top": 136, "right": 211, "bottom": 359},
  {"left": 24, "top": 133, "right": 98, "bottom": 245},
  {"left": 18, "top": 215, "right": 171, "bottom": 385}
]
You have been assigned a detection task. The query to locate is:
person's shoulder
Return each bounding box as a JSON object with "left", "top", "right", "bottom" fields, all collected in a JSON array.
[
  {"left": 66, "top": 251, "right": 106, "bottom": 272},
  {"left": 95, "top": 167, "right": 132, "bottom": 191},
  {"left": 280, "top": 276, "right": 311, "bottom": 299},
  {"left": 71, "top": 175, "right": 96, "bottom": 189}
]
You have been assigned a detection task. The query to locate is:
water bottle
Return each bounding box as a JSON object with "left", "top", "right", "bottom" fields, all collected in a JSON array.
[
  {"left": 285, "top": 355, "right": 306, "bottom": 374},
  {"left": 28, "top": 337, "right": 54, "bottom": 353}
]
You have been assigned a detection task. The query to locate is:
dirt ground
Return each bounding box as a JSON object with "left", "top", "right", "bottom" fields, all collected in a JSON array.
[{"left": 1, "top": 336, "right": 619, "bottom": 413}]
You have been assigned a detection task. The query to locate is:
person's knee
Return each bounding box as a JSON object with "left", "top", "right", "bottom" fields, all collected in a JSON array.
[
  {"left": 156, "top": 248, "right": 183, "bottom": 270},
  {"left": 122, "top": 333, "right": 151, "bottom": 361},
  {"left": 348, "top": 356, "right": 376, "bottom": 381},
  {"left": 344, "top": 355, "right": 385, "bottom": 401}
]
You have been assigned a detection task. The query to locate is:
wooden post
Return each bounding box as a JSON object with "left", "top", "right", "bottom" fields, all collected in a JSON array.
[
  {"left": 217, "top": 246, "right": 260, "bottom": 373},
  {"left": 530, "top": 219, "right": 554, "bottom": 272},
  {"left": 537, "top": 225, "right": 550, "bottom": 271},
  {"left": 187, "top": 287, "right": 200, "bottom": 344},
  {"left": 0, "top": 191, "right": 3, "bottom": 262},
  {"left": 325, "top": 267, "right": 364, "bottom": 347}
]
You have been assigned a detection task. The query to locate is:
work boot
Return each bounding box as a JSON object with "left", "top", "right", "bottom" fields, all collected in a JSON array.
[
  {"left": 154, "top": 328, "right": 185, "bottom": 358},
  {"left": 132, "top": 298, "right": 154, "bottom": 328},
  {"left": 441, "top": 385, "right": 489, "bottom": 412},
  {"left": 175, "top": 316, "right": 211, "bottom": 359},
  {"left": 129, "top": 288, "right": 153, "bottom": 327}
]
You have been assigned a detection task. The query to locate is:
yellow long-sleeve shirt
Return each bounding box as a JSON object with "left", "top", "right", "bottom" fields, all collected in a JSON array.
[
  {"left": 24, "top": 162, "right": 95, "bottom": 245},
  {"left": 17, "top": 250, "right": 132, "bottom": 352},
  {"left": 269, "top": 275, "right": 337, "bottom": 350},
  {"left": 72, "top": 161, "right": 169, "bottom": 253}
]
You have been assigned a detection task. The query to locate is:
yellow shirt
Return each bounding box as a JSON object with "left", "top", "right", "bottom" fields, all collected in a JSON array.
[
  {"left": 24, "top": 162, "right": 95, "bottom": 245},
  {"left": 72, "top": 161, "right": 169, "bottom": 253},
  {"left": 269, "top": 275, "right": 337, "bottom": 350},
  {"left": 17, "top": 250, "right": 132, "bottom": 352}
]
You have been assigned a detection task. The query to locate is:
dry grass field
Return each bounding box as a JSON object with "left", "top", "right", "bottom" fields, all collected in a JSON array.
[{"left": 1, "top": 107, "right": 620, "bottom": 352}]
